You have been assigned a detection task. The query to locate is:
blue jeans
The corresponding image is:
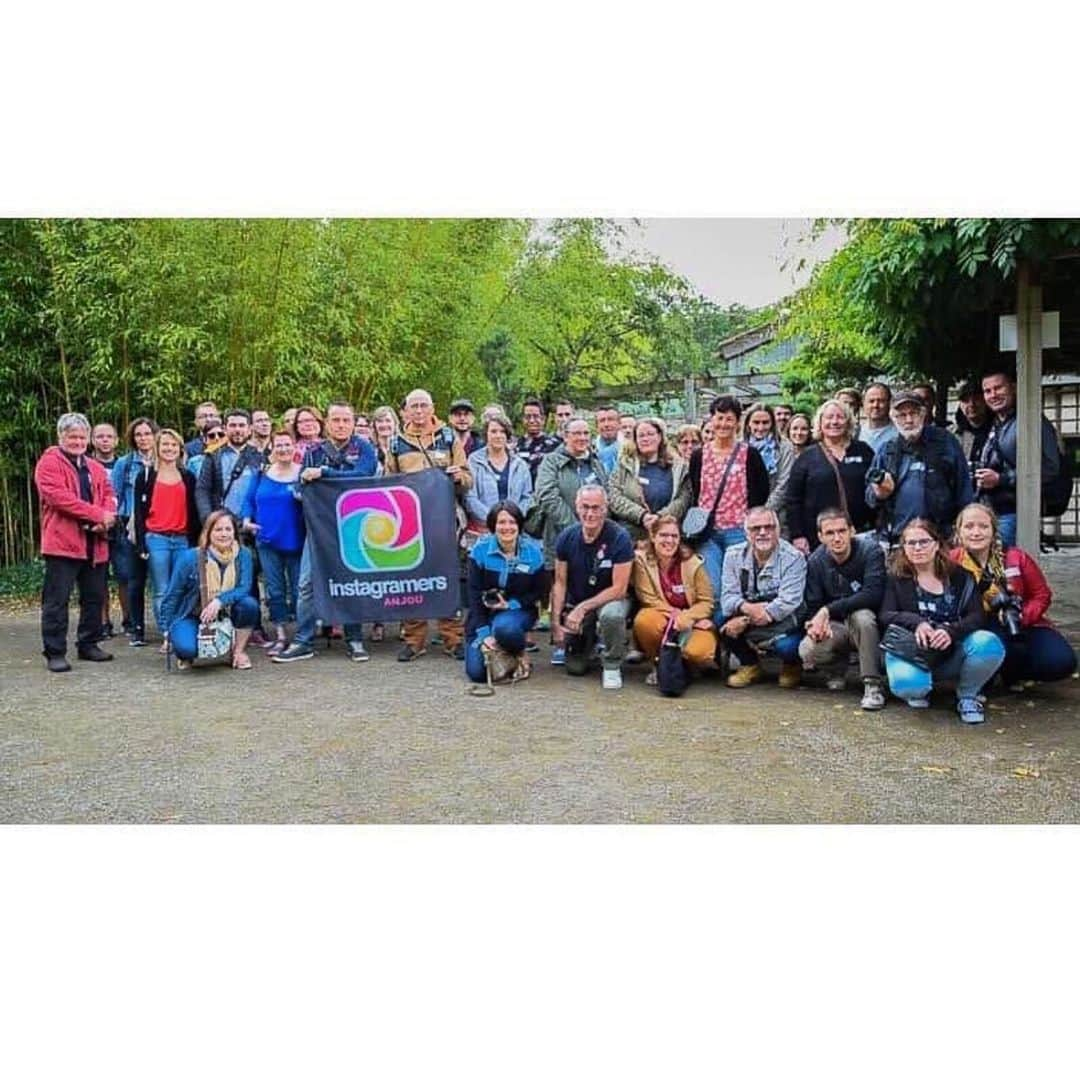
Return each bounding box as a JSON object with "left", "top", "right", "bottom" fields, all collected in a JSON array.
[
  {"left": 991, "top": 623, "right": 1077, "bottom": 684},
  {"left": 258, "top": 543, "right": 301, "bottom": 625},
  {"left": 699, "top": 527, "right": 747, "bottom": 612},
  {"left": 997, "top": 513, "right": 1017, "bottom": 548},
  {"left": 885, "top": 629, "right": 1005, "bottom": 704},
  {"left": 145, "top": 532, "right": 191, "bottom": 632},
  {"left": 465, "top": 608, "right": 535, "bottom": 683},
  {"left": 294, "top": 542, "right": 363, "bottom": 646},
  {"left": 170, "top": 596, "right": 261, "bottom": 660}
]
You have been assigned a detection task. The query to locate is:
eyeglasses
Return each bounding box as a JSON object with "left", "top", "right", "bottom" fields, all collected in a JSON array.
[
  {"left": 903, "top": 538, "right": 935, "bottom": 549},
  {"left": 579, "top": 505, "right": 605, "bottom": 514},
  {"left": 206, "top": 430, "right": 225, "bottom": 439},
  {"left": 747, "top": 524, "right": 776, "bottom": 533}
]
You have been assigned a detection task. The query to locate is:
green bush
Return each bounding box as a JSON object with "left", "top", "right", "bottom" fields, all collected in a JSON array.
[{"left": 0, "top": 558, "right": 45, "bottom": 598}]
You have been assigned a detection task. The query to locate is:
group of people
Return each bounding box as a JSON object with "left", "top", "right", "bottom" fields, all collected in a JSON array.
[{"left": 33, "top": 371, "right": 1076, "bottom": 724}]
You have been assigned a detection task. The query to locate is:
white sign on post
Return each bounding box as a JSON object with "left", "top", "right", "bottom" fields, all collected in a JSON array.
[{"left": 999, "top": 311, "right": 1060, "bottom": 351}]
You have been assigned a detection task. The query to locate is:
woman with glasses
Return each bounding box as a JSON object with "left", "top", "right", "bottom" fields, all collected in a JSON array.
[
  {"left": 949, "top": 502, "right": 1076, "bottom": 691},
  {"left": 631, "top": 514, "right": 716, "bottom": 686},
  {"left": 880, "top": 518, "right": 1004, "bottom": 722},
  {"left": 607, "top": 417, "right": 691, "bottom": 543},
  {"left": 291, "top": 406, "right": 325, "bottom": 465},
  {"left": 673, "top": 423, "right": 703, "bottom": 463}
]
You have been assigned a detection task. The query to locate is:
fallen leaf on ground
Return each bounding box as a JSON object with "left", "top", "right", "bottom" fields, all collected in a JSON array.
[
  {"left": 995, "top": 729, "right": 1006, "bottom": 734},
  {"left": 921, "top": 765, "right": 951, "bottom": 774},
  {"left": 988, "top": 704, "right": 1005, "bottom": 711},
  {"left": 1014, "top": 766, "right": 1040, "bottom": 779}
]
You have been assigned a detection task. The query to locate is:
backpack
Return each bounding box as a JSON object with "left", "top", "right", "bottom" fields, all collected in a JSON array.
[{"left": 1042, "top": 432, "right": 1075, "bottom": 518}]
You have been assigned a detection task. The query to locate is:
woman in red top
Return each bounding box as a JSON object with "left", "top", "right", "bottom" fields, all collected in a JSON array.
[
  {"left": 133, "top": 428, "right": 201, "bottom": 646},
  {"left": 950, "top": 502, "right": 1076, "bottom": 689}
]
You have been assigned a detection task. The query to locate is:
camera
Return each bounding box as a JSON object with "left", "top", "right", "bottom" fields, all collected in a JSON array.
[
  {"left": 866, "top": 467, "right": 887, "bottom": 485},
  {"left": 481, "top": 588, "right": 505, "bottom": 608},
  {"left": 989, "top": 592, "right": 1024, "bottom": 639}
]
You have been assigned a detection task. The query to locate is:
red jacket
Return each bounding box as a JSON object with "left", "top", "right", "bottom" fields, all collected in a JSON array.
[
  {"left": 35, "top": 446, "right": 117, "bottom": 564},
  {"left": 949, "top": 545, "right": 1054, "bottom": 629}
]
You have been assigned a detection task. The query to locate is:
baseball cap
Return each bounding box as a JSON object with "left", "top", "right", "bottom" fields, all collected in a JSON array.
[
  {"left": 449, "top": 398, "right": 475, "bottom": 413},
  {"left": 891, "top": 390, "right": 925, "bottom": 409}
]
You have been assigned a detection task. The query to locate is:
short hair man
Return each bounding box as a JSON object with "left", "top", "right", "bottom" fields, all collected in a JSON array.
[
  {"left": 34, "top": 413, "right": 118, "bottom": 671},
  {"left": 865, "top": 390, "right": 973, "bottom": 544},
  {"left": 861, "top": 382, "right": 897, "bottom": 454},
  {"left": 798, "top": 508, "right": 886, "bottom": 710},
  {"left": 773, "top": 403, "right": 793, "bottom": 438},
  {"left": 594, "top": 406, "right": 621, "bottom": 473},
  {"left": 273, "top": 400, "right": 380, "bottom": 664},
  {"left": 954, "top": 380, "right": 991, "bottom": 467},
  {"left": 534, "top": 415, "right": 608, "bottom": 577},
  {"left": 835, "top": 387, "right": 862, "bottom": 421},
  {"left": 194, "top": 407, "right": 265, "bottom": 524},
  {"left": 250, "top": 408, "right": 273, "bottom": 458},
  {"left": 977, "top": 368, "right": 1065, "bottom": 547},
  {"left": 553, "top": 399, "right": 575, "bottom": 436},
  {"left": 911, "top": 383, "right": 937, "bottom": 422},
  {"left": 449, "top": 398, "right": 483, "bottom": 457},
  {"left": 718, "top": 507, "right": 806, "bottom": 689},
  {"left": 516, "top": 397, "right": 563, "bottom": 482},
  {"left": 384, "top": 388, "right": 473, "bottom": 662},
  {"left": 550, "top": 485, "right": 634, "bottom": 689},
  {"left": 185, "top": 401, "right": 220, "bottom": 458}
]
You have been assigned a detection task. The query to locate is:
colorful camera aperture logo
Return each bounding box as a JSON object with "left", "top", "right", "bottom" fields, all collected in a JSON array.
[{"left": 337, "top": 486, "right": 424, "bottom": 573}]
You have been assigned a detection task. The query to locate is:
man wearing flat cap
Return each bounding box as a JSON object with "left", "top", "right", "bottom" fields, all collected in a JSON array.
[{"left": 865, "top": 389, "right": 973, "bottom": 545}]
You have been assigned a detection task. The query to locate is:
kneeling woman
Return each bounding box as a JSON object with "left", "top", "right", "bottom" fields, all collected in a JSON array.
[
  {"left": 880, "top": 518, "right": 1005, "bottom": 723},
  {"left": 465, "top": 500, "right": 548, "bottom": 683},
  {"left": 159, "top": 509, "right": 261, "bottom": 670},
  {"left": 951, "top": 502, "right": 1077, "bottom": 689},
  {"left": 631, "top": 514, "right": 717, "bottom": 685}
]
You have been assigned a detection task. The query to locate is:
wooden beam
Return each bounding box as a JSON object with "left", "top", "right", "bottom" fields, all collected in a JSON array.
[{"left": 1016, "top": 261, "right": 1043, "bottom": 553}]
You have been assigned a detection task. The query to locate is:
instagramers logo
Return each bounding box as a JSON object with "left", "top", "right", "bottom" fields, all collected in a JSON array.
[{"left": 337, "top": 487, "right": 424, "bottom": 573}]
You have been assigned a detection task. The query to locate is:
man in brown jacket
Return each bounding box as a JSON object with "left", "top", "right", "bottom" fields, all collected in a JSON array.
[{"left": 384, "top": 388, "right": 472, "bottom": 661}]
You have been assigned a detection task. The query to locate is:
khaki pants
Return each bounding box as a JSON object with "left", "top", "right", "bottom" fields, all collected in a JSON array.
[
  {"left": 633, "top": 607, "right": 716, "bottom": 668},
  {"left": 402, "top": 617, "right": 464, "bottom": 651},
  {"left": 798, "top": 608, "right": 881, "bottom": 679}
]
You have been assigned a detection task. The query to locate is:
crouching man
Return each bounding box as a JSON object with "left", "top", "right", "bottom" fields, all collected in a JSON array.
[
  {"left": 798, "top": 508, "right": 887, "bottom": 710},
  {"left": 718, "top": 506, "right": 806, "bottom": 688},
  {"left": 550, "top": 485, "right": 634, "bottom": 690}
]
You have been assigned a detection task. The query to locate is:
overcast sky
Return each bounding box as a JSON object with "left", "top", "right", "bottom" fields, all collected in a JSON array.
[{"left": 620, "top": 218, "right": 847, "bottom": 309}]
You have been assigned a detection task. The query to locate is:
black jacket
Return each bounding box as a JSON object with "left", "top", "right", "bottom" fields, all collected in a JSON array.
[
  {"left": 879, "top": 566, "right": 984, "bottom": 644},
  {"left": 785, "top": 441, "right": 875, "bottom": 546},
  {"left": 133, "top": 467, "right": 201, "bottom": 554},
  {"left": 804, "top": 534, "right": 885, "bottom": 621},
  {"left": 195, "top": 443, "right": 266, "bottom": 523}
]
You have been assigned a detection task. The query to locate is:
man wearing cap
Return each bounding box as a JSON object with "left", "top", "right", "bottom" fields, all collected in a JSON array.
[
  {"left": 953, "top": 380, "right": 992, "bottom": 469},
  {"left": 449, "top": 398, "right": 483, "bottom": 458},
  {"left": 865, "top": 389, "right": 973, "bottom": 545}
]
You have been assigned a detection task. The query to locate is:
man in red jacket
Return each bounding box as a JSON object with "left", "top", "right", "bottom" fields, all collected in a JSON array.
[{"left": 34, "top": 413, "right": 119, "bottom": 672}]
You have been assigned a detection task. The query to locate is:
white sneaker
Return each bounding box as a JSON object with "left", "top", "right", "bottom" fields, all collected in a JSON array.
[{"left": 601, "top": 668, "right": 623, "bottom": 690}]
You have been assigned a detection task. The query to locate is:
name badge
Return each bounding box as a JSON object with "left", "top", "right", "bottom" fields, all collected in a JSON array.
[
  {"left": 671, "top": 584, "right": 686, "bottom": 594},
  {"left": 515, "top": 563, "right": 531, "bottom": 574},
  {"left": 639, "top": 476, "right": 650, "bottom": 486},
  {"left": 599, "top": 559, "right": 612, "bottom": 569},
  {"left": 1004, "top": 567, "right": 1021, "bottom": 578},
  {"left": 909, "top": 461, "right": 926, "bottom": 473}
]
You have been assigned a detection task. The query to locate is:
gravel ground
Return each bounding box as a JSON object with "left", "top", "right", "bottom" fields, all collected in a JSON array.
[{"left": 3, "top": 554, "right": 1079, "bottom": 824}]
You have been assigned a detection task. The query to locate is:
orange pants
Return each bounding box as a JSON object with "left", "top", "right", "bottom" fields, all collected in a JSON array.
[
  {"left": 633, "top": 607, "right": 716, "bottom": 668},
  {"left": 402, "top": 617, "right": 463, "bottom": 651}
]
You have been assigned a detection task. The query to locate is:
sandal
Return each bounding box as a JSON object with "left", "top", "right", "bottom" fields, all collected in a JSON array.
[{"left": 232, "top": 652, "right": 252, "bottom": 671}]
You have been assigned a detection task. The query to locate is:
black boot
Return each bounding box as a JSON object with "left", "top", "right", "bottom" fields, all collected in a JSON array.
[
  {"left": 77, "top": 644, "right": 114, "bottom": 662},
  {"left": 46, "top": 655, "right": 72, "bottom": 673}
]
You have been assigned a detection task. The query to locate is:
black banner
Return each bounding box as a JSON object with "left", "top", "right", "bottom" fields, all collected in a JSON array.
[{"left": 303, "top": 470, "right": 461, "bottom": 624}]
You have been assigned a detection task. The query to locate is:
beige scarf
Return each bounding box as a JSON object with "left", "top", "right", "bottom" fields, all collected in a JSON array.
[{"left": 203, "top": 542, "right": 240, "bottom": 601}]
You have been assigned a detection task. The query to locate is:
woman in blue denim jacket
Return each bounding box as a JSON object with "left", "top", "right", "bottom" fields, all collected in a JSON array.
[
  {"left": 465, "top": 416, "right": 533, "bottom": 532},
  {"left": 159, "top": 510, "right": 260, "bottom": 670}
]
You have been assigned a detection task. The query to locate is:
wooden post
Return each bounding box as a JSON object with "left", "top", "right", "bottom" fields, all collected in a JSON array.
[{"left": 1015, "top": 261, "right": 1043, "bottom": 553}]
